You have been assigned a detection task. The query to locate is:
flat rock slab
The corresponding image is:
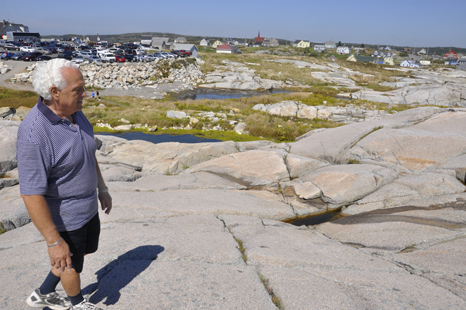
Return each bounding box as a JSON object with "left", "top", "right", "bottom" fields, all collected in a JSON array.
[
  {"left": 110, "top": 189, "right": 297, "bottom": 221},
  {"left": 317, "top": 204, "right": 466, "bottom": 251},
  {"left": 185, "top": 150, "right": 290, "bottom": 186},
  {"left": 107, "top": 172, "right": 247, "bottom": 192},
  {"left": 344, "top": 172, "right": 466, "bottom": 215}
]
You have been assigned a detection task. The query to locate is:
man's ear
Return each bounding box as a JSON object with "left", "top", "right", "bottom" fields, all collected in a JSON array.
[{"left": 50, "top": 86, "right": 60, "bottom": 101}]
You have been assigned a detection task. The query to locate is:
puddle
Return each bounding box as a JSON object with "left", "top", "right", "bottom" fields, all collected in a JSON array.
[
  {"left": 95, "top": 131, "right": 222, "bottom": 144},
  {"left": 175, "top": 88, "right": 291, "bottom": 100},
  {"left": 290, "top": 210, "right": 342, "bottom": 226}
]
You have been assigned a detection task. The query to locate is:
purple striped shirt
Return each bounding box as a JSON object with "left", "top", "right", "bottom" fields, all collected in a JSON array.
[{"left": 16, "top": 97, "right": 98, "bottom": 232}]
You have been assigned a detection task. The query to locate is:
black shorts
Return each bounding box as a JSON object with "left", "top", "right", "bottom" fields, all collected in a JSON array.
[{"left": 59, "top": 213, "right": 100, "bottom": 273}]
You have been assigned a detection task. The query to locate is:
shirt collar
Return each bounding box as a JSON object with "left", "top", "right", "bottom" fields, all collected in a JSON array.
[{"left": 36, "top": 96, "right": 77, "bottom": 125}]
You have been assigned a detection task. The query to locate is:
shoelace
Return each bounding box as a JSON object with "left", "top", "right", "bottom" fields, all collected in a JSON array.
[
  {"left": 75, "top": 301, "right": 98, "bottom": 310},
  {"left": 45, "top": 292, "right": 62, "bottom": 305}
]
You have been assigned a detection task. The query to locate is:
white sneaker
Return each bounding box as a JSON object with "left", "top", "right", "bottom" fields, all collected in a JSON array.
[
  {"left": 26, "top": 288, "right": 71, "bottom": 309},
  {"left": 71, "top": 300, "right": 103, "bottom": 310}
]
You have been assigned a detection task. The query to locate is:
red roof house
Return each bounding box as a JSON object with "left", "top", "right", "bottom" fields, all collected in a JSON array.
[
  {"left": 254, "top": 31, "right": 264, "bottom": 43},
  {"left": 216, "top": 43, "right": 234, "bottom": 53},
  {"left": 445, "top": 50, "right": 458, "bottom": 58}
]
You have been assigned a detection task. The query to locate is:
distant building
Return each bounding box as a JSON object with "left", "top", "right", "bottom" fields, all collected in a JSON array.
[
  {"left": 140, "top": 35, "right": 152, "bottom": 46},
  {"left": 400, "top": 60, "right": 420, "bottom": 68},
  {"left": 1, "top": 19, "right": 29, "bottom": 37},
  {"left": 1, "top": 19, "right": 39, "bottom": 43},
  {"left": 347, "top": 54, "right": 375, "bottom": 63},
  {"left": 174, "top": 37, "right": 187, "bottom": 44},
  {"left": 216, "top": 43, "right": 234, "bottom": 54},
  {"left": 445, "top": 50, "right": 458, "bottom": 58},
  {"left": 236, "top": 40, "right": 248, "bottom": 46},
  {"left": 173, "top": 44, "right": 198, "bottom": 58},
  {"left": 383, "top": 57, "right": 395, "bottom": 66},
  {"left": 151, "top": 37, "right": 169, "bottom": 50},
  {"left": 293, "top": 40, "right": 310, "bottom": 48},
  {"left": 200, "top": 39, "right": 210, "bottom": 46},
  {"left": 262, "top": 38, "right": 279, "bottom": 47},
  {"left": 313, "top": 44, "right": 325, "bottom": 52},
  {"left": 420, "top": 60, "right": 431, "bottom": 66},
  {"left": 253, "top": 31, "right": 265, "bottom": 44},
  {"left": 336, "top": 46, "right": 350, "bottom": 55},
  {"left": 212, "top": 40, "right": 222, "bottom": 48},
  {"left": 457, "top": 58, "right": 466, "bottom": 70},
  {"left": 84, "top": 35, "right": 101, "bottom": 43},
  {"left": 325, "top": 41, "right": 336, "bottom": 49}
]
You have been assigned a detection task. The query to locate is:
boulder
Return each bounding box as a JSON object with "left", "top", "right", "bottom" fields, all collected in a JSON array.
[
  {"left": 185, "top": 150, "right": 290, "bottom": 187},
  {"left": 0, "top": 124, "right": 19, "bottom": 175},
  {"left": 300, "top": 164, "right": 398, "bottom": 207}
]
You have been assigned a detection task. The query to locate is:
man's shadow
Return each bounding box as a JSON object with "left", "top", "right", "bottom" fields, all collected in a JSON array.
[{"left": 82, "top": 245, "right": 164, "bottom": 306}]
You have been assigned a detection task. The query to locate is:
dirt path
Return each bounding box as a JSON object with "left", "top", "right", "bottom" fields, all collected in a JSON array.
[{"left": 0, "top": 60, "right": 34, "bottom": 91}]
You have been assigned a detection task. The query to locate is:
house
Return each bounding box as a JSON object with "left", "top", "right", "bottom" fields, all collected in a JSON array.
[
  {"left": 336, "top": 46, "right": 350, "bottom": 55},
  {"left": 216, "top": 43, "right": 234, "bottom": 54},
  {"left": 174, "top": 37, "right": 187, "bottom": 44},
  {"left": 262, "top": 38, "right": 279, "bottom": 47},
  {"left": 140, "top": 35, "right": 152, "bottom": 46},
  {"left": 328, "top": 55, "right": 337, "bottom": 61},
  {"left": 352, "top": 47, "right": 366, "bottom": 54},
  {"left": 384, "top": 46, "right": 392, "bottom": 51},
  {"left": 408, "top": 54, "right": 421, "bottom": 61},
  {"left": 346, "top": 54, "right": 376, "bottom": 63},
  {"left": 372, "top": 50, "right": 393, "bottom": 58},
  {"left": 313, "top": 44, "right": 325, "bottom": 52},
  {"left": 0, "top": 19, "right": 30, "bottom": 39},
  {"left": 173, "top": 44, "right": 198, "bottom": 58},
  {"left": 212, "top": 40, "right": 222, "bottom": 48},
  {"left": 254, "top": 31, "right": 265, "bottom": 44},
  {"left": 457, "top": 64, "right": 466, "bottom": 71},
  {"left": 400, "top": 60, "right": 420, "bottom": 68},
  {"left": 420, "top": 60, "right": 431, "bottom": 66},
  {"left": 200, "top": 39, "right": 210, "bottom": 46},
  {"left": 236, "top": 40, "right": 248, "bottom": 46},
  {"left": 383, "top": 57, "right": 395, "bottom": 66},
  {"left": 458, "top": 58, "right": 466, "bottom": 65},
  {"left": 151, "top": 37, "right": 169, "bottom": 50},
  {"left": 445, "top": 50, "right": 458, "bottom": 58},
  {"left": 294, "top": 40, "right": 310, "bottom": 48},
  {"left": 417, "top": 48, "right": 427, "bottom": 55},
  {"left": 325, "top": 41, "right": 336, "bottom": 49}
]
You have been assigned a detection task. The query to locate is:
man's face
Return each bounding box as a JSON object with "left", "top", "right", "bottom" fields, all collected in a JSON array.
[{"left": 57, "top": 67, "right": 86, "bottom": 115}]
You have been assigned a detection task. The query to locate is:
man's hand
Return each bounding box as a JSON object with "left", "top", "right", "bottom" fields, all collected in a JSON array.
[
  {"left": 47, "top": 239, "right": 72, "bottom": 273},
  {"left": 98, "top": 192, "right": 112, "bottom": 215}
]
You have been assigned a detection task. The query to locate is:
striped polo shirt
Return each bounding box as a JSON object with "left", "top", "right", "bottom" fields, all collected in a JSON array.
[{"left": 17, "top": 97, "right": 98, "bottom": 232}]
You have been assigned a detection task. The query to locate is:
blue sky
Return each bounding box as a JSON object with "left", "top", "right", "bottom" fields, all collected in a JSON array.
[{"left": 3, "top": 0, "right": 466, "bottom": 48}]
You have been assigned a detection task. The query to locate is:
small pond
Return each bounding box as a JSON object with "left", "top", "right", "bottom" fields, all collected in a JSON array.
[
  {"left": 95, "top": 131, "right": 222, "bottom": 144},
  {"left": 175, "top": 88, "right": 291, "bottom": 101}
]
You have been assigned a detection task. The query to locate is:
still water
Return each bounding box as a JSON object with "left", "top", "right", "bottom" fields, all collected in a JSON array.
[
  {"left": 176, "top": 88, "right": 291, "bottom": 100},
  {"left": 95, "top": 131, "right": 222, "bottom": 144}
]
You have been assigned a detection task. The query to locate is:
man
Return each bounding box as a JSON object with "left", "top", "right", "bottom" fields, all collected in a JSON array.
[{"left": 17, "top": 59, "right": 112, "bottom": 310}]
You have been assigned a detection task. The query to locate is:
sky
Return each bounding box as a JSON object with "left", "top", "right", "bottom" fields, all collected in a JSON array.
[{"left": 3, "top": 0, "right": 466, "bottom": 48}]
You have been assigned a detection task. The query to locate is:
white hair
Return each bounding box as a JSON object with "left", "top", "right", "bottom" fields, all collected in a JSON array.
[{"left": 32, "top": 59, "right": 79, "bottom": 100}]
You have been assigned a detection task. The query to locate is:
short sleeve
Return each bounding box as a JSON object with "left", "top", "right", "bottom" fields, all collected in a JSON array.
[{"left": 16, "top": 141, "right": 50, "bottom": 195}]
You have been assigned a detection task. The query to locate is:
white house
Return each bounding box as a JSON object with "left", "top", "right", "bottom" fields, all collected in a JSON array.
[
  {"left": 314, "top": 44, "right": 325, "bottom": 52},
  {"left": 336, "top": 46, "right": 350, "bottom": 55},
  {"left": 325, "top": 41, "right": 336, "bottom": 49},
  {"left": 173, "top": 44, "right": 198, "bottom": 58},
  {"left": 400, "top": 60, "right": 420, "bottom": 68},
  {"left": 200, "top": 39, "right": 210, "bottom": 46}
]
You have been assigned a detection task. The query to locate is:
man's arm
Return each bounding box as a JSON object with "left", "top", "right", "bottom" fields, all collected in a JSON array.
[
  {"left": 21, "top": 195, "right": 72, "bottom": 272},
  {"left": 96, "top": 160, "right": 112, "bottom": 214}
]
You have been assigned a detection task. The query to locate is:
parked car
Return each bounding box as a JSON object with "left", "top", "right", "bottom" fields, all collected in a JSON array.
[
  {"left": 88, "top": 55, "right": 102, "bottom": 63},
  {"left": 36, "top": 55, "right": 52, "bottom": 61},
  {"left": 143, "top": 55, "right": 155, "bottom": 62},
  {"left": 152, "top": 52, "right": 165, "bottom": 60},
  {"left": 22, "top": 52, "right": 43, "bottom": 61},
  {"left": 72, "top": 56, "right": 85, "bottom": 63},
  {"left": 57, "top": 52, "right": 73, "bottom": 60},
  {"left": 123, "top": 54, "right": 137, "bottom": 62},
  {"left": 4, "top": 42, "right": 20, "bottom": 50},
  {"left": 35, "top": 48, "right": 51, "bottom": 55},
  {"left": 100, "top": 53, "right": 116, "bottom": 63},
  {"left": 114, "top": 55, "right": 126, "bottom": 62},
  {"left": 10, "top": 52, "right": 27, "bottom": 60},
  {"left": 78, "top": 51, "right": 92, "bottom": 59},
  {"left": 1, "top": 51, "right": 16, "bottom": 60},
  {"left": 20, "top": 46, "right": 35, "bottom": 52},
  {"left": 161, "top": 52, "right": 175, "bottom": 59}
]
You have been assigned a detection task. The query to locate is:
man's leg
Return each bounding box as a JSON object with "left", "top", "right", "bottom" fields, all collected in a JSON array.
[{"left": 58, "top": 268, "right": 85, "bottom": 305}]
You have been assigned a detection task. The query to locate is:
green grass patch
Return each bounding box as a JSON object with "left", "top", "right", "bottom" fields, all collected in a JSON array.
[
  {"left": 0, "top": 87, "right": 37, "bottom": 109},
  {"left": 260, "top": 274, "right": 284, "bottom": 310},
  {"left": 0, "top": 224, "right": 5, "bottom": 235}
]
